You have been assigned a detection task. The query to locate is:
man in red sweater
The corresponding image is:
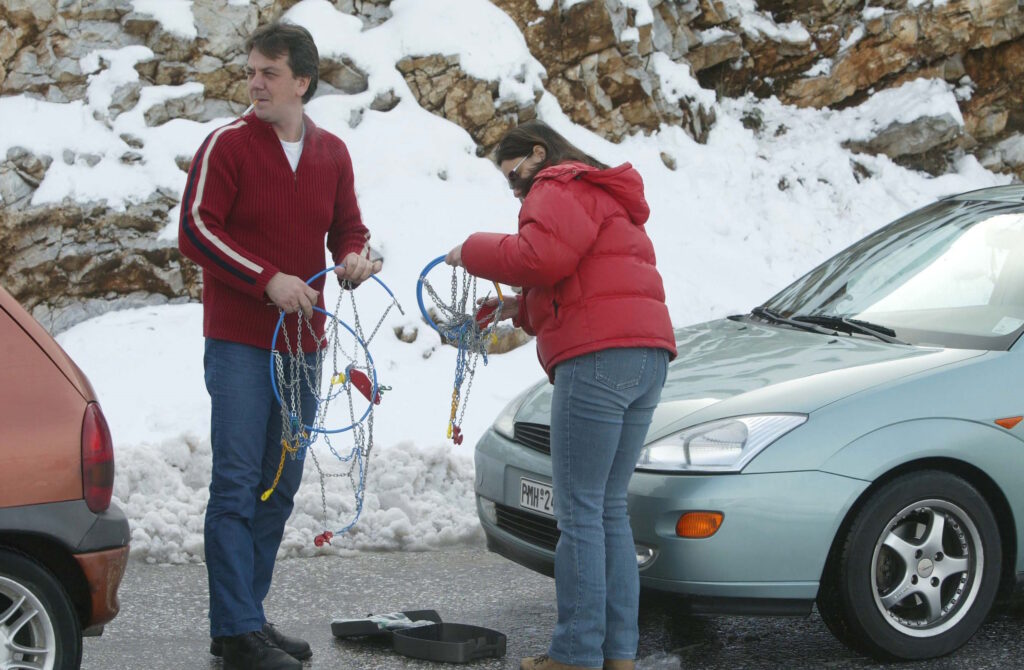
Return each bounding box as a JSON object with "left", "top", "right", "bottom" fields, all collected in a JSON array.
[{"left": 178, "top": 22, "right": 379, "bottom": 670}]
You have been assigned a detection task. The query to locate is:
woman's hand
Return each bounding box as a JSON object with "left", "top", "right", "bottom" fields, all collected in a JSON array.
[
  {"left": 477, "top": 294, "right": 519, "bottom": 322},
  {"left": 445, "top": 244, "right": 463, "bottom": 267}
]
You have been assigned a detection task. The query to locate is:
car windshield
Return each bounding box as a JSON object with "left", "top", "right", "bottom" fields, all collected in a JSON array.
[{"left": 762, "top": 198, "right": 1024, "bottom": 350}]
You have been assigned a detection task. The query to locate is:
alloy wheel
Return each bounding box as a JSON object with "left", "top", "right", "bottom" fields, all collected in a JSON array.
[
  {"left": 0, "top": 575, "right": 56, "bottom": 670},
  {"left": 870, "top": 499, "right": 981, "bottom": 638}
]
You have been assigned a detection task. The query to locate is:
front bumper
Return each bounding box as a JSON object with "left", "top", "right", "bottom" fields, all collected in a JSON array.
[{"left": 475, "top": 427, "right": 869, "bottom": 614}]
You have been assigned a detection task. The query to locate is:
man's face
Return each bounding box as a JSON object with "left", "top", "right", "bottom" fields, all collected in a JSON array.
[{"left": 245, "top": 49, "right": 309, "bottom": 123}]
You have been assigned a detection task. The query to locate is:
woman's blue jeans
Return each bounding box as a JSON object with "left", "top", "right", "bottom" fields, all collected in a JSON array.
[
  {"left": 203, "top": 338, "right": 316, "bottom": 638},
  {"left": 547, "top": 347, "right": 669, "bottom": 667}
]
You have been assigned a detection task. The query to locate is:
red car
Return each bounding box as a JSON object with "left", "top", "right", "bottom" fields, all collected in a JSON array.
[{"left": 0, "top": 285, "right": 130, "bottom": 668}]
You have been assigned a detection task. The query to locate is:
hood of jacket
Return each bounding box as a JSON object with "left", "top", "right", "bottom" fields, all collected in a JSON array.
[{"left": 533, "top": 162, "right": 650, "bottom": 226}]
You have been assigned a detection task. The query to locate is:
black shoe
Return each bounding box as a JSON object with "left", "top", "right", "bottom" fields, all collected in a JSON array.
[
  {"left": 262, "top": 622, "right": 312, "bottom": 660},
  {"left": 212, "top": 624, "right": 312, "bottom": 661},
  {"left": 220, "top": 630, "right": 302, "bottom": 670}
]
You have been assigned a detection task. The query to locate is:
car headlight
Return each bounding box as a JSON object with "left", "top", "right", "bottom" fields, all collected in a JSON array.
[
  {"left": 635, "top": 414, "right": 807, "bottom": 473},
  {"left": 493, "top": 385, "right": 537, "bottom": 440}
]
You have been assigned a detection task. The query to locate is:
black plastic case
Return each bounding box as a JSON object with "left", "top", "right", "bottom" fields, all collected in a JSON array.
[
  {"left": 392, "top": 622, "right": 507, "bottom": 663},
  {"left": 330, "top": 609, "right": 443, "bottom": 638}
]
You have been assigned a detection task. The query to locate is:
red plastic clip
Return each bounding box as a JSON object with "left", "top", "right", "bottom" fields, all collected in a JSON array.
[
  {"left": 314, "top": 531, "right": 334, "bottom": 547},
  {"left": 474, "top": 302, "right": 498, "bottom": 328},
  {"left": 346, "top": 366, "right": 381, "bottom": 405},
  {"left": 452, "top": 425, "right": 464, "bottom": 445}
]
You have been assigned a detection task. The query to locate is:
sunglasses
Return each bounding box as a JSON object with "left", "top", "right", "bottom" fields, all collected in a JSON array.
[{"left": 506, "top": 154, "right": 530, "bottom": 188}]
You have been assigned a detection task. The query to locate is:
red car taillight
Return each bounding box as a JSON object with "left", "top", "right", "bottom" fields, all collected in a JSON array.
[{"left": 81, "top": 402, "right": 114, "bottom": 513}]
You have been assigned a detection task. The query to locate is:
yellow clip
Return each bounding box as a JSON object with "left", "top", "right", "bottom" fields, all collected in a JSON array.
[{"left": 331, "top": 371, "right": 346, "bottom": 385}]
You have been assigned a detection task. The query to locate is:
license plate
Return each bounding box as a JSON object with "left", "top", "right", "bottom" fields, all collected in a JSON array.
[{"left": 520, "top": 478, "right": 555, "bottom": 517}]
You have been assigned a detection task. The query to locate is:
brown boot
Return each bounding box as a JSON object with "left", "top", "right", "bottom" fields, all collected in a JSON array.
[
  {"left": 520, "top": 653, "right": 601, "bottom": 670},
  {"left": 604, "top": 660, "right": 636, "bottom": 670}
]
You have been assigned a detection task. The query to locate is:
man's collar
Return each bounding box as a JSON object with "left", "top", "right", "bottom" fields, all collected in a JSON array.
[{"left": 244, "top": 110, "right": 315, "bottom": 143}]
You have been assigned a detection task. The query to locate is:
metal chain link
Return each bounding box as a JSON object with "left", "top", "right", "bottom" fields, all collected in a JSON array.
[
  {"left": 420, "top": 266, "right": 502, "bottom": 442},
  {"left": 270, "top": 280, "right": 402, "bottom": 540}
]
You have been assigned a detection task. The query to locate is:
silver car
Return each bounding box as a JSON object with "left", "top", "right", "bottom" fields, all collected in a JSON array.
[{"left": 474, "top": 185, "right": 1024, "bottom": 660}]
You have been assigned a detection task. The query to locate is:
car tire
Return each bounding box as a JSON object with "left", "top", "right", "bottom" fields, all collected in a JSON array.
[
  {"left": 0, "top": 548, "right": 82, "bottom": 670},
  {"left": 818, "top": 470, "right": 1001, "bottom": 661}
]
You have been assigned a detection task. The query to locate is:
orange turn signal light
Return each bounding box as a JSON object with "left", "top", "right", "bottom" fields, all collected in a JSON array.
[
  {"left": 676, "top": 511, "right": 724, "bottom": 538},
  {"left": 996, "top": 417, "right": 1023, "bottom": 430}
]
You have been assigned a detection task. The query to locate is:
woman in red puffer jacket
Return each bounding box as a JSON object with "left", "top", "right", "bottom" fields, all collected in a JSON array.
[{"left": 446, "top": 120, "right": 676, "bottom": 670}]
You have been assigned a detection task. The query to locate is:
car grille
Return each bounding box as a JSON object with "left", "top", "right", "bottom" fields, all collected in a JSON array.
[
  {"left": 513, "top": 422, "right": 551, "bottom": 455},
  {"left": 495, "top": 502, "right": 559, "bottom": 551}
]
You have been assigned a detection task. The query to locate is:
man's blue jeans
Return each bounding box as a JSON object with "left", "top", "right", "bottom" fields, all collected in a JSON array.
[
  {"left": 547, "top": 347, "right": 669, "bottom": 667},
  {"left": 203, "top": 338, "right": 316, "bottom": 638}
]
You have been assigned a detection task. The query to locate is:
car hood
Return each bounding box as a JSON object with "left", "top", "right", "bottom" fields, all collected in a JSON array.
[{"left": 515, "top": 317, "right": 985, "bottom": 441}]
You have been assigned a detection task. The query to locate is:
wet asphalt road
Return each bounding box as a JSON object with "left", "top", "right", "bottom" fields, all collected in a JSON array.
[{"left": 82, "top": 541, "right": 1024, "bottom": 669}]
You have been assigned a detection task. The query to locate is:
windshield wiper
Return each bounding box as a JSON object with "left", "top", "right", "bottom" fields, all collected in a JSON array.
[
  {"left": 792, "top": 314, "right": 908, "bottom": 345},
  {"left": 750, "top": 307, "right": 837, "bottom": 336}
]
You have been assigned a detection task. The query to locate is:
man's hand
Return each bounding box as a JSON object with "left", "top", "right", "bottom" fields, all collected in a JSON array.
[
  {"left": 445, "top": 244, "right": 463, "bottom": 267},
  {"left": 266, "top": 272, "right": 318, "bottom": 317},
  {"left": 336, "top": 252, "right": 382, "bottom": 284}
]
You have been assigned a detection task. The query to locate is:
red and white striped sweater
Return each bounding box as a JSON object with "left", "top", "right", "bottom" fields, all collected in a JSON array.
[{"left": 178, "top": 112, "right": 369, "bottom": 352}]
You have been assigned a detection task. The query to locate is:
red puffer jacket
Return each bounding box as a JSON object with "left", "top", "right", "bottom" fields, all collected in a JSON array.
[{"left": 462, "top": 161, "right": 677, "bottom": 380}]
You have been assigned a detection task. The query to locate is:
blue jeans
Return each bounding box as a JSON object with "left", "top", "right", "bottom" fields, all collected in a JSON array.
[
  {"left": 203, "top": 338, "right": 316, "bottom": 638},
  {"left": 548, "top": 347, "right": 669, "bottom": 667}
]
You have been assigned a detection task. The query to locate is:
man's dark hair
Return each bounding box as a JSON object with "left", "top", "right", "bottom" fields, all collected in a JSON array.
[
  {"left": 494, "top": 120, "right": 608, "bottom": 171},
  {"left": 245, "top": 22, "right": 319, "bottom": 103}
]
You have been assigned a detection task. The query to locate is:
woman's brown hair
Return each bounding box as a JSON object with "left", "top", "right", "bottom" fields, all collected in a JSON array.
[{"left": 495, "top": 120, "right": 608, "bottom": 171}]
